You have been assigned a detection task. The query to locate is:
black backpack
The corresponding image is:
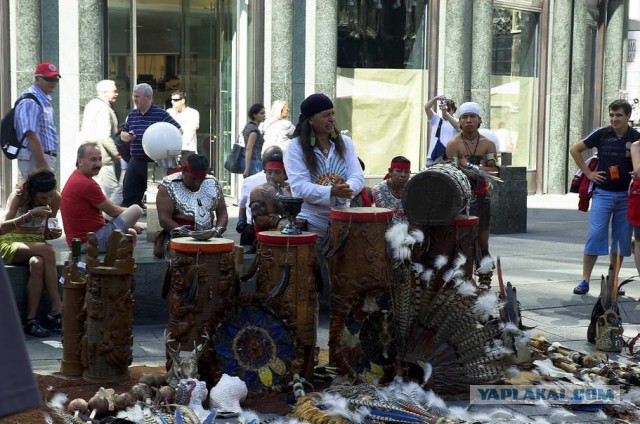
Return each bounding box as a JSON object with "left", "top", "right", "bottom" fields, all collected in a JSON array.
[{"left": 1, "top": 93, "right": 42, "bottom": 159}]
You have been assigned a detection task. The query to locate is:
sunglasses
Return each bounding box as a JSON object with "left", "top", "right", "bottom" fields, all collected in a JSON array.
[
  {"left": 37, "top": 75, "right": 60, "bottom": 83},
  {"left": 171, "top": 98, "right": 183, "bottom": 102}
]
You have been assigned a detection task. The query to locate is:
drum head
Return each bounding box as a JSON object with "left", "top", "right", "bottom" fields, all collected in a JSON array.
[
  {"left": 330, "top": 207, "right": 393, "bottom": 222},
  {"left": 257, "top": 231, "right": 318, "bottom": 245},
  {"left": 403, "top": 166, "right": 470, "bottom": 225},
  {"left": 170, "top": 237, "right": 235, "bottom": 253}
]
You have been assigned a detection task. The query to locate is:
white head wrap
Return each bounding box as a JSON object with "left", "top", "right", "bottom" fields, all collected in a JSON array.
[{"left": 457, "top": 102, "right": 482, "bottom": 117}]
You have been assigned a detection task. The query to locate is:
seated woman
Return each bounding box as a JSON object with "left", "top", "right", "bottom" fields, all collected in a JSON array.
[
  {"left": 155, "top": 154, "right": 229, "bottom": 256},
  {"left": 372, "top": 156, "right": 412, "bottom": 225},
  {"left": 249, "top": 151, "right": 291, "bottom": 234},
  {"left": 0, "top": 169, "right": 63, "bottom": 337}
]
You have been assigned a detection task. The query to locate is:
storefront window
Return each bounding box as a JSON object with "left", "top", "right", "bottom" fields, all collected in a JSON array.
[
  {"left": 490, "top": 7, "right": 540, "bottom": 169},
  {"left": 336, "top": 0, "right": 428, "bottom": 176}
]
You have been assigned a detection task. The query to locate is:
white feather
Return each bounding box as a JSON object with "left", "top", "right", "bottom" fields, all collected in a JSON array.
[
  {"left": 488, "top": 408, "right": 514, "bottom": 420},
  {"left": 395, "top": 246, "right": 411, "bottom": 260},
  {"left": 44, "top": 413, "right": 53, "bottom": 424},
  {"left": 48, "top": 393, "right": 68, "bottom": 409},
  {"left": 117, "top": 404, "right": 145, "bottom": 421},
  {"left": 455, "top": 280, "right": 477, "bottom": 297},
  {"left": 477, "top": 255, "right": 494, "bottom": 273},
  {"left": 473, "top": 292, "right": 498, "bottom": 321},
  {"left": 420, "top": 269, "right": 434, "bottom": 283},
  {"left": 409, "top": 228, "right": 424, "bottom": 243},
  {"left": 238, "top": 409, "right": 261, "bottom": 423},
  {"left": 503, "top": 322, "right": 520, "bottom": 334},
  {"left": 403, "top": 234, "right": 416, "bottom": 246},
  {"left": 453, "top": 252, "right": 466, "bottom": 269},
  {"left": 504, "top": 366, "right": 521, "bottom": 379},
  {"left": 434, "top": 254, "right": 448, "bottom": 270},
  {"left": 442, "top": 267, "right": 463, "bottom": 283},
  {"left": 412, "top": 262, "right": 424, "bottom": 274},
  {"left": 385, "top": 223, "right": 409, "bottom": 249},
  {"left": 318, "top": 392, "right": 369, "bottom": 423},
  {"left": 548, "top": 408, "right": 576, "bottom": 422}
]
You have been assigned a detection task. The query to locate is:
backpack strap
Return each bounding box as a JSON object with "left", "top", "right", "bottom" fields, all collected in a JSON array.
[
  {"left": 434, "top": 117, "right": 443, "bottom": 140},
  {"left": 14, "top": 93, "right": 44, "bottom": 146}
]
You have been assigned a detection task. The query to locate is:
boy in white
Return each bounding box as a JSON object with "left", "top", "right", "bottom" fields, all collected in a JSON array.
[{"left": 168, "top": 90, "right": 200, "bottom": 158}]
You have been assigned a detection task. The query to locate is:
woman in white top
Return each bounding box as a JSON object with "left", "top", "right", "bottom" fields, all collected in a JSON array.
[
  {"left": 0, "top": 169, "right": 63, "bottom": 337},
  {"left": 261, "top": 100, "right": 295, "bottom": 154}
]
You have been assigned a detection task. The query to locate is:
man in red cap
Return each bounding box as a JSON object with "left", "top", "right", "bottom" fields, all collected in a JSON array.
[{"left": 14, "top": 62, "right": 61, "bottom": 178}]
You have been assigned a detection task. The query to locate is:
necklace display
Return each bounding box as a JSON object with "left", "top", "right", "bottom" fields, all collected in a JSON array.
[
  {"left": 462, "top": 132, "right": 480, "bottom": 157},
  {"left": 318, "top": 144, "right": 330, "bottom": 156}
]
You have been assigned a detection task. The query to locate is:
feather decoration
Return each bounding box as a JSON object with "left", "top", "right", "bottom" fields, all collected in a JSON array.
[
  {"left": 455, "top": 280, "right": 477, "bottom": 297},
  {"left": 473, "top": 292, "right": 499, "bottom": 323},
  {"left": 433, "top": 254, "right": 448, "bottom": 270},
  {"left": 452, "top": 252, "right": 467, "bottom": 270},
  {"left": 419, "top": 269, "right": 434, "bottom": 283},
  {"left": 477, "top": 255, "right": 494, "bottom": 274},
  {"left": 48, "top": 393, "right": 68, "bottom": 410},
  {"left": 409, "top": 228, "right": 424, "bottom": 243}
]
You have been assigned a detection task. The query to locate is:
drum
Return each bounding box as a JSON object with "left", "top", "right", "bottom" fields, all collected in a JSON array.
[
  {"left": 168, "top": 237, "right": 237, "bottom": 382},
  {"left": 327, "top": 207, "right": 396, "bottom": 383},
  {"left": 403, "top": 164, "right": 471, "bottom": 225},
  {"left": 255, "top": 231, "right": 318, "bottom": 382},
  {"left": 416, "top": 215, "right": 479, "bottom": 290}
]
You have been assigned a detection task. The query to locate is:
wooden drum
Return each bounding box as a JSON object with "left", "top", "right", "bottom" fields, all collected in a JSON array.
[
  {"left": 327, "top": 207, "right": 396, "bottom": 383},
  {"left": 168, "top": 237, "right": 237, "bottom": 381},
  {"left": 416, "top": 215, "right": 479, "bottom": 290},
  {"left": 255, "top": 231, "right": 318, "bottom": 381}
]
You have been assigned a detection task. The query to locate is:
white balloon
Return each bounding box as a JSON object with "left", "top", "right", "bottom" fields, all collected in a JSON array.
[{"left": 142, "top": 122, "right": 182, "bottom": 161}]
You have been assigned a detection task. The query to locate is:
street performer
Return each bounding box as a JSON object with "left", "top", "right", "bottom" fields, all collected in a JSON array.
[
  {"left": 155, "top": 154, "right": 228, "bottom": 257},
  {"left": 445, "top": 102, "right": 499, "bottom": 288},
  {"left": 249, "top": 149, "right": 292, "bottom": 234}
]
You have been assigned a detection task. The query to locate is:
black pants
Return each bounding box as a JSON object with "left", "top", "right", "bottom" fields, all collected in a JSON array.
[{"left": 122, "top": 157, "right": 149, "bottom": 207}]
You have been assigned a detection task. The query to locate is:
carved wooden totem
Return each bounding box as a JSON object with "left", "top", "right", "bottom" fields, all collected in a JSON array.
[
  {"left": 82, "top": 230, "right": 136, "bottom": 383},
  {"left": 60, "top": 249, "right": 86, "bottom": 376}
]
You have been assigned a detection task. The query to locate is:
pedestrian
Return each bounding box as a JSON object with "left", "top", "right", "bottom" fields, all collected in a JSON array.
[
  {"left": 424, "top": 95, "right": 459, "bottom": 166},
  {"left": 261, "top": 100, "right": 294, "bottom": 154},
  {"left": 167, "top": 90, "right": 200, "bottom": 161},
  {"left": 14, "top": 62, "right": 61, "bottom": 178},
  {"left": 0, "top": 169, "right": 63, "bottom": 337},
  {"left": 571, "top": 99, "right": 640, "bottom": 295},
  {"left": 61, "top": 143, "right": 144, "bottom": 253},
  {"left": 81, "top": 79, "right": 123, "bottom": 205},
  {"left": 249, "top": 150, "right": 291, "bottom": 234},
  {"left": 241, "top": 103, "right": 266, "bottom": 178},
  {"left": 120, "top": 83, "right": 181, "bottom": 208}
]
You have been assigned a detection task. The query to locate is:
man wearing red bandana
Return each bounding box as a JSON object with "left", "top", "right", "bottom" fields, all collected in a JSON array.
[
  {"left": 61, "top": 142, "right": 144, "bottom": 252},
  {"left": 372, "top": 156, "right": 411, "bottom": 225},
  {"left": 249, "top": 151, "right": 292, "bottom": 233},
  {"left": 156, "top": 154, "right": 228, "bottom": 236}
]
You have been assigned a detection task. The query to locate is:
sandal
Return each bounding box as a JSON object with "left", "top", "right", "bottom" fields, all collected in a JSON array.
[
  {"left": 44, "top": 313, "right": 62, "bottom": 331},
  {"left": 24, "top": 319, "right": 50, "bottom": 338}
]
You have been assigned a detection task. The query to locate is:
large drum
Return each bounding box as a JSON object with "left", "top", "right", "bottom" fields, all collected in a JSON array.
[
  {"left": 416, "top": 215, "right": 479, "bottom": 290},
  {"left": 168, "top": 237, "right": 237, "bottom": 382},
  {"left": 403, "top": 163, "right": 471, "bottom": 225},
  {"left": 327, "top": 207, "right": 396, "bottom": 383},
  {"left": 255, "top": 231, "right": 318, "bottom": 382}
]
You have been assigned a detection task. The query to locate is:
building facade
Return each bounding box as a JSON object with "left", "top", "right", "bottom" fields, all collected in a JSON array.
[{"left": 0, "top": 0, "right": 630, "bottom": 205}]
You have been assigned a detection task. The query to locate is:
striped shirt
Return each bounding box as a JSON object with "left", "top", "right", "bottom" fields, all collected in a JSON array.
[
  {"left": 121, "top": 105, "right": 181, "bottom": 160},
  {"left": 14, "top": 85, "right": 59, "bottom": 152}
]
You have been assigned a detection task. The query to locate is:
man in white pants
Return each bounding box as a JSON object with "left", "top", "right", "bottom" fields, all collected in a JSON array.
[{"left": 80, "top": 79, "right": 124, "bottom": 205}]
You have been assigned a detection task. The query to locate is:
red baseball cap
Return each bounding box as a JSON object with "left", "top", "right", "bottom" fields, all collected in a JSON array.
[{"left": 34, "top": 62, "right": 61, "bottom": 78}]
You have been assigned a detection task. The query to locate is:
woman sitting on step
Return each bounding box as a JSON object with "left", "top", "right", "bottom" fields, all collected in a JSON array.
[{"left": 0, "top": 169, "right": 63, "bottom": 337}]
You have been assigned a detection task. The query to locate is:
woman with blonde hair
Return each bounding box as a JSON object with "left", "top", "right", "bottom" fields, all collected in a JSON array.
[
  {"left": 261, "top": 99, "right": 295, "bottom": 154},
  {"left": 0, "top": 169, "right": 63, "bottom": 337}
]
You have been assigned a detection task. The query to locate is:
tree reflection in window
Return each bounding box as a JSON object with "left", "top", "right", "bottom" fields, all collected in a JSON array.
[
  {"left": 492, "top": 8, "right": 539, "bottom": 77},
  {"left": 337, "top": 0, "right": 427, "bottom": 69}
]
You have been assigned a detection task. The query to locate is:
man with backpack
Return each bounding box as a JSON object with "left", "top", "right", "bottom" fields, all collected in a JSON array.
[{"left": 14, "top": 62, "right": 61, "bottom": 178}]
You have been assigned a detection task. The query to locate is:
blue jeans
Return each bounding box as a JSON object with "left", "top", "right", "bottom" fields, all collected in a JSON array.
[
  {"left": 240, "top": 157, "right": 263, "bottom": 176},
  {"left": 584, "top": 188, "right": 631, "bottom": 256}
]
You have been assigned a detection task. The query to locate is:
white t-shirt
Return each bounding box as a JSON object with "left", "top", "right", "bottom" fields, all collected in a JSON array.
[
  {"left": 427, "top": 113, "right": 459, "bottom": 165},
  {"left": 168, "top": 106, "right": 200, "bottom": 152},
  {"left": 239, "top": 172, "right": 267, "bottom": 224}
]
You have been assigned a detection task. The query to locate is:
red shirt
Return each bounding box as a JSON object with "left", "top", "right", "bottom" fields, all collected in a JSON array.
[{"left": 61, "top": 170, "right": 106, "bottom": 246}]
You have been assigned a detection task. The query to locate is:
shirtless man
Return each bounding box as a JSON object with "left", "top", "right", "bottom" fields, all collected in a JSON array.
[{"left": 445, "top": 102, "right": 498, "bottom": 281}]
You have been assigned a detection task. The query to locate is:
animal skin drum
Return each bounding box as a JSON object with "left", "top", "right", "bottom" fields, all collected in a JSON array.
[
  {"left": 416, "top": 215, "right": 479, "bottom": 290},
  {"left": 255, "top": 231, "right": 318, "bottom": 381},
  {"left": 327, "top": 207, "right": 396, "bottom": 383},
  {"left": 168, "top": 237, "right": 237, "bottom": 382},
  {"left": 403, "top": 163, "right": 472, "bottom": 225}
]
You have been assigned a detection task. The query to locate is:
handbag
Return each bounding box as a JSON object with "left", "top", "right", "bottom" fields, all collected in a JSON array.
[{"left": 224, "top": 140, "right": 245, "bottom": 174}]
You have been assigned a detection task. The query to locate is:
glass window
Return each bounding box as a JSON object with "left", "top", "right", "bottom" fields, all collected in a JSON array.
[
  {"left": 490, "top": 7, "right": 540, "bottom": 170},
  {"left": 336, "top": 0, "right": 428, "bottom": 176}
]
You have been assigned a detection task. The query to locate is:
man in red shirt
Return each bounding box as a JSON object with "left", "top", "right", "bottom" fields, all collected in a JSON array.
[{"left": 61, "top": 142, "right": 143, "bottom": 252}]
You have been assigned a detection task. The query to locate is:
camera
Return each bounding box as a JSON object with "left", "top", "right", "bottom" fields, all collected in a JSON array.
[{"left": 438, "top": 98, "right": 446, "bottom": 107}]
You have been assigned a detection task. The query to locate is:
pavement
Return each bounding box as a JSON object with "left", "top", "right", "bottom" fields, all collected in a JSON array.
[{"left": 22, "top": 193, "right": 640, "bottom": 423}]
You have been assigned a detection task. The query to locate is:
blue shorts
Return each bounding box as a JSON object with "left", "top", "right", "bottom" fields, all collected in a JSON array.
[
  {"left": 584, "top": 188, "right": 631, "bottom": 256},
  {"left": 82, "top": 216, "right": 129, "bottom": 253}
]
